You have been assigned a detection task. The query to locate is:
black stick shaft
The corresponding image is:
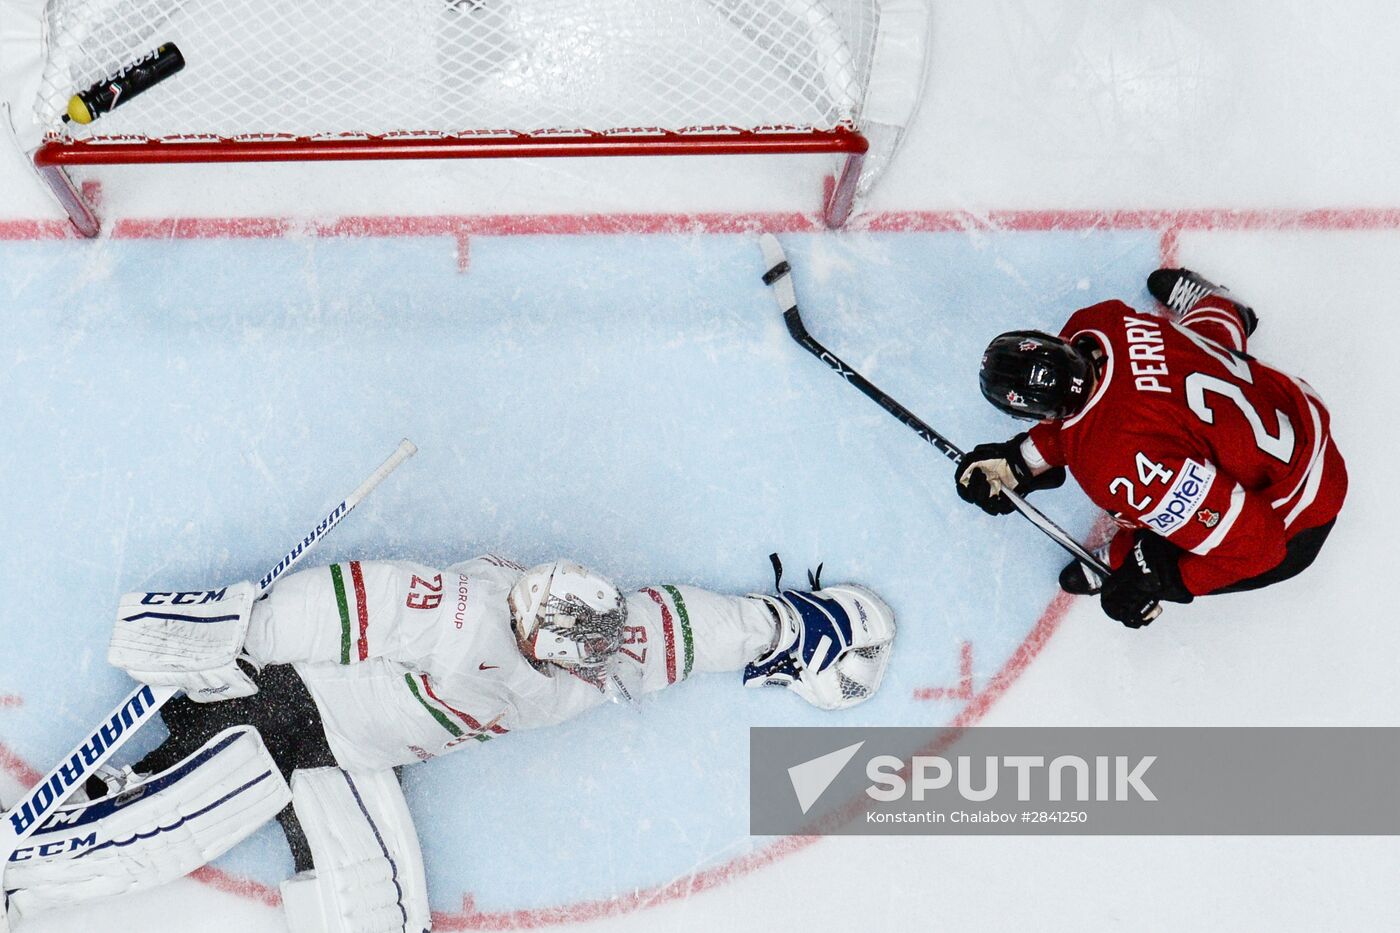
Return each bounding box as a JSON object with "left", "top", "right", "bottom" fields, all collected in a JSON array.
[
  {"left": 782, "top": 308, "right": 965, "bottom": 462},
  {"left": 762, "top": 237, "right": 1113, "bottom": 578}
]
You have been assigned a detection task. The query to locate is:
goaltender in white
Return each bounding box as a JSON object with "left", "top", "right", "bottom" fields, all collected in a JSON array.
[{"left": 3, "top": 554, "right": 895, "bottom": 932}]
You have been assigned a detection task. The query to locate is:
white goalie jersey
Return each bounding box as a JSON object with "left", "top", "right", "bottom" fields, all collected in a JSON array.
[
  {"left": 6, "top": 555, "right": 893, "bottom": 933},
  {"left": 243, "top": 556, "right": 780, "bottom": 772}
]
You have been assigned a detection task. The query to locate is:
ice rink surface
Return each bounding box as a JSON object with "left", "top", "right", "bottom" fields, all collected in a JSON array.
[{"left": 3, "top": 2, "right": 1399, "bottom": 931}]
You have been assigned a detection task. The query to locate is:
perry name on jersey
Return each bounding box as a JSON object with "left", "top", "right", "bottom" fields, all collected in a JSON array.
[{"left": 1027, "top": 300, "right": 1347, "bottom": 594}]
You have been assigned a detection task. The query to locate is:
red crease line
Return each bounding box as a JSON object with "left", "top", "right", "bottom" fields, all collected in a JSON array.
[
  {"left": 435, "top": 584, "right": 1079, "bottom": 930},
  {"left": 6, "top": 206, "right": 1400, "bottom": 244}
]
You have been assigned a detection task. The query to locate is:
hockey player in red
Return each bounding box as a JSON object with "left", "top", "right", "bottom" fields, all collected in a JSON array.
[{"left": 955, "top": 268, "right": 1347, "bottom": 627}]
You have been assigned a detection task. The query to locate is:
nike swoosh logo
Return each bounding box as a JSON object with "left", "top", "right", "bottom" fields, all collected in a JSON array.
[{"left": 479, "top": 662, "right": 499, "bottom": 671}]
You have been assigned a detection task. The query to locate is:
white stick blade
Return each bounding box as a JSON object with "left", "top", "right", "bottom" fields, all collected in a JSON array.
[
  {"left": 758, "top": 235, "right": 799, "bottom": 314},
  {"left": 759, "top": 232, "right": 787, "bottom": 269}
]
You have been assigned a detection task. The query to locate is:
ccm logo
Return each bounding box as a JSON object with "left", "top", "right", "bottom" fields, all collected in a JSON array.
[
  {"left": 9, "top": 833, "right": 99, "bottom": 861},
  {"left": 139, "top": 589, "right": 228, "bottom": 605}
]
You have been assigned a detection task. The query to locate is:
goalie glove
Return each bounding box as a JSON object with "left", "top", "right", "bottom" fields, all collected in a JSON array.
[
  {"left": 743, "top": 584, "right": 895, "bottom": 710},
  {"left": 108, "top": 582, "right": 259, "bottom": 702},
  {"left": 955, "top": 433, "right": 1067, "bottom": 516}
]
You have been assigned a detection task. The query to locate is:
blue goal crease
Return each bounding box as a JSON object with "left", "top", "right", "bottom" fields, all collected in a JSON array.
[{"left": 0, "top": 228, "right": 1159, "bottom": 908}]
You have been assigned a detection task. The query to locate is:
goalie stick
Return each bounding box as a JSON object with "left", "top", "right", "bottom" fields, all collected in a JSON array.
[
  {"left": 757, "top": 235, "right": 1157, "bottom": 617},
  {"left": 1, "top": 438, "right": 419, "bottom": 894}
]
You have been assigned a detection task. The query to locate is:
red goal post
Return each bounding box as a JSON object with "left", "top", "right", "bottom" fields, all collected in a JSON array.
[{"left": 3, "top": 0, "right": 931, "bottom": 236}]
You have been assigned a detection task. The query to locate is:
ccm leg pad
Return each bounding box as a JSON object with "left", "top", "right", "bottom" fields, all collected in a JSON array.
[
  {"left": 280, "top": 767, "right": 430, "bottom": 933},
  {"left": 6, "top": 726, "right": 290, "bottom": 917}
]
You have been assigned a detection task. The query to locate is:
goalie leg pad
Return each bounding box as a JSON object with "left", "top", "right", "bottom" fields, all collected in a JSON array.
[
  {"left": 5, "top": 726, "right": 290, "bottom": 917},
  {"left": 280, "top": 767, "right": 430, "bottom": 933}
]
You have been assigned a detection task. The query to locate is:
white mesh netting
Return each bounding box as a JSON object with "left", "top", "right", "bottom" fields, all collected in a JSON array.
[{"left": 36, "top": 0, "right": 882, "bottom": 143}]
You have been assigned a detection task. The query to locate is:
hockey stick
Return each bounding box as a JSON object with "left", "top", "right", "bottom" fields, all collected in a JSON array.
[
  {"left": 1, "top": 439, "right": 418, "bottom": 877},
  {"left": 758, "top": 234, "right": 1125, "bottom": 585}
]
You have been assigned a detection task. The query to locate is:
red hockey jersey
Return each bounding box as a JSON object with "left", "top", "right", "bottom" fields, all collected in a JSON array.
[{"left": 1026, "top": 297, "right": 1347, "bottom": 595}]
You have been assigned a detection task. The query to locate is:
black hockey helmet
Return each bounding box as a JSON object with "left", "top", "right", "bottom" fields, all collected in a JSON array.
[{"left": 979, "top": 330, "right": 1094, "bottom": 421}]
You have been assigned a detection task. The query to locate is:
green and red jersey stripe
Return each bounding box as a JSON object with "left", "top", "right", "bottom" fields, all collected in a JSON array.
[
  {"left": 641, "top": 588, "right": 678, "bottom": 683},
  {"left": 422, "top": 674, "right": 508, "bottom": 735},
  {"left": 403, "top": 672, "right": 465, "bottom": 738},
  {"left": 329, "top": 562, "right": 372, "bottom": 665},
  {"left": 403, "top": 673, "right": 507, "bottom": 742},
  {"left": 660, "top": 585, "right": 695, "bottom": 681},
  {"left": 641, "top": 586, "right": 695, "bottom": 683}
]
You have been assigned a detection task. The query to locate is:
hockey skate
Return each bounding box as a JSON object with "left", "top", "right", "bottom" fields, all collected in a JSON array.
[
  {"left": 73, "top": 764, "right": 140, "bottom": 804},
  {"left": 1058, "top": 543, "right": 1112, "bottom": 596},
  {"left": 743, "top": 578, "right": 896, "bottom": 710},
  {"left": 1147, "top": 268, "right": 1258, "bottom": 335}
]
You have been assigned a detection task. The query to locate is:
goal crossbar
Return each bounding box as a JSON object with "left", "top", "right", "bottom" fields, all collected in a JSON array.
[{"left": 34, "top": 128, "right": 869, "bottom": 236}]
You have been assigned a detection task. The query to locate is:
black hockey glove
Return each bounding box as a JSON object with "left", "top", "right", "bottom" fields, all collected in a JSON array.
[
  {"left": 1099, "top": 532, "right": 1194, "bottom": 628},
  {"left": 955, "top": 433, "right": 1067, "bottom": 516}
]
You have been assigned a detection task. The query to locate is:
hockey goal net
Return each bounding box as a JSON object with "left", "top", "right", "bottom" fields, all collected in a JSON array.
[{"left": 12, "top": 0, "right": 930, "bottom": 235}]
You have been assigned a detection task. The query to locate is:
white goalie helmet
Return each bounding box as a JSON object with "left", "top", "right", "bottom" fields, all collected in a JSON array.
[{"left": 508, "top": 560, "right": 628, "bottom": 679}]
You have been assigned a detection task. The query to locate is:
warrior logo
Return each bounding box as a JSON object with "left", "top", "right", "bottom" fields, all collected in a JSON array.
[{"left": 1197, "top": 508, "right": 1220, "bottom": 528}]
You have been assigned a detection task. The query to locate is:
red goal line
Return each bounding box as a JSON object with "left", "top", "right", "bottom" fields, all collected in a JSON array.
[{"left": 3, "top": 204, "right": 1400, "bottom": 244}]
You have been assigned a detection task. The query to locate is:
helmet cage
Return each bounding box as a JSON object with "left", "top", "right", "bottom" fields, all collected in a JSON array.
[{"left": 534, "top": 593, "right": 626, "bottom": 668}]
